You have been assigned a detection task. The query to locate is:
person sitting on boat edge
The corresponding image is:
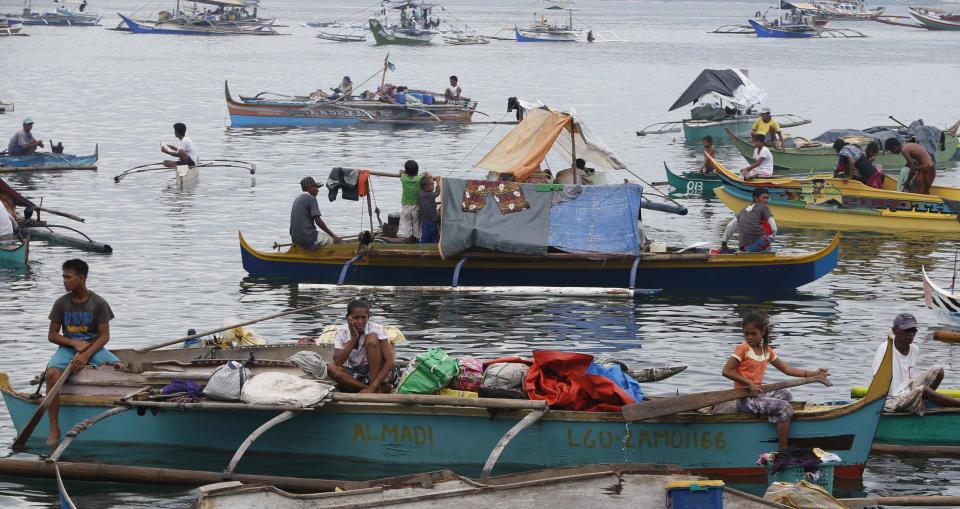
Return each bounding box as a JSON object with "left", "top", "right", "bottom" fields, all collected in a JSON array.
[
  {"left": 6, "top": 118, "right": 43, "bottom": 156},
  {"left": 327, "top": 299, "right": 400, "bottom": 394},
  {"left": 751, "top": 108, "right": 783, "bottom": 149},
  {"left": 721, "top": 187, "right": 777, "bottom": 253},
  {"left": 45, "top": 259, "right": 124, "bottom": 447},
  {"left": 700, "top": 136, "right": 716, "bottom": 174},
  {"left": 885, "top": 138, "right": 935, "bottom": 195},
  {"left": 740, "top": 134, "right": 774, "bottom": 181},
  {"left": 555, "top": 158, "right": 594, "bottom": 185},
  {"left": 832, "top": 139, "right": 882, "bottom": 189},
  {"left": 722, "top": 310, "right": 828, "bottom": 450},
  {"left": 444, "top": 76, "right": 467, "bottom": 102},
  {"left": 161, "top": 122, "right": 197, "bottom": 168},
  {"left": 399, "top": 160, "right": 425, "bottom": 243},
  {"left": 418, "top": 174, "right": 441, "bottom": 244},
  {"left": 870, "top": 313, "right": 960, "bottom": 414},
  {"left": 290, "top": 176, "right": 343, "bottom": 250}
]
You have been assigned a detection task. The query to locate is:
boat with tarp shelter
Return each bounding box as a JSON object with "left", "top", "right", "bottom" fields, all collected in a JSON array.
[{"left": 117, "top": 0, "right": 280, "bottom": 35}]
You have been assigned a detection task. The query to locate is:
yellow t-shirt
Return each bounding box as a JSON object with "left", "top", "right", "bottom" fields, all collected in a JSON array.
[{"left": 752, "top": 117, "right": 781, "bottom": 136}]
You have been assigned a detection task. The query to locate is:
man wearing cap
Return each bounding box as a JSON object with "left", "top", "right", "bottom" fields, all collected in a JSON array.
[
  {"left": 7, "top": 118, "right": 44, "bottom": 156},
  {"left": 751, "top": 108, "right": 783, "bottom": 149},
  {"left": 870, "top": 313, "right": 960, "bottom": 414},
  {"left": 290, "top": 177, "right": 343, "bottom": 249}
]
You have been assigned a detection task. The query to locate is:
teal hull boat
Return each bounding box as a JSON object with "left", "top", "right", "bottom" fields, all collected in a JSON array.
[
  {"left": 0, "top": 238, "right": 27, "bottom": 267},
  {"left": 682, "top": 118, "right": 753, "bottom": 144},
  {"left": 873, "top": 408, "right": 960, "bottom": 454},
  {"left": 0, "top": 341, "right": 894, "bottom": 480},
  {"left": 664, "top": 162, "right": 721, "bottom": 198}
]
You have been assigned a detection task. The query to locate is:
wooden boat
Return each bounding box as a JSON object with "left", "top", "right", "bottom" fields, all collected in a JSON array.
[
  {"left": 726, "top": 128, "right": 960, "bottom": 172},
  {"left": 193, "top": 464, "right": 786, "bottom": 508},
  {"left": 443, "top": 32, "right": 489, "bottom": 45},
  {"left": 0, "top": 101, "right": 13, "bottom": 113},
  {"left": 117, "top": 13, "right": 280, "bottom": 35},
  {"left": 113, "top": 159, "right": 256, "bottom": 187},
  {"left": 710, "top": 154, "right": 960, "bottom": 233},
  {"left": 225, "top": 81, "right": 478, "bottom": 127},
  {"left": 369, "top": 18, "right": 436, "bottom": 45},
  {"left": 748, "top": 19, "right": 866, "bottom": 38},
  {"left": 0, "top": 18, "right": 26, "bottom": 35},
  {"left": 909, "top": 6, "right": 960, "bottom": 30},
  {"left": 636, "top": 69, "right": 810, "bottom": 142},
  {"left": 664, "top": 162, "right": 721, "bottom": 198},
  {"left": 0, "top": 339, "right": 894, "bottom": 480},
  {"left": 8, "top": 0, "right": 101, "bottom": 26},
  {"left": 2, "top": 177, "right": 112, "bottom": 253},
  {"left": 922, "top": 265, "right": 960, "bottom": 319},
  {"left": 0, "top": 145, "right": 97, "bottom": 172},
  {"left": 315, "top": 30, "right": 365, "bottom": 42},
  {"left": 0, "top": 237, "right": 28, "bottom": 268},
  {"left": 241, "top": 231, "right": 840, "bottom": 294}
]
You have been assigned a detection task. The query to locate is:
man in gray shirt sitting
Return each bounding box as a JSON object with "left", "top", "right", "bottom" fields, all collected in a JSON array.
[
  {"left": 290, "top": 177, "right": 343, "bottom": 249},
  {"left": 7, "top": 118, "right": 44, "bottom": 156}
]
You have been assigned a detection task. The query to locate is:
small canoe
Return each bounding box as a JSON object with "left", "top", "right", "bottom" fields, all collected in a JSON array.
[
  {"left": 664, "top": 162, "right": 721, "bottom": 198},
  {"left": 0, "top": 237, "right": 28, "bottom": 268},
  {"left": 711, "top": 154, "right": 960, "bottom": 233},
  {"left": 0, "top": 146, "right": 97, "bottom": 172},
  {"left": 194, "top": 465, "right": 785, "bottom": 508},
  {"left": 726, "top": 128, "right": 959, "bottom": 173}
]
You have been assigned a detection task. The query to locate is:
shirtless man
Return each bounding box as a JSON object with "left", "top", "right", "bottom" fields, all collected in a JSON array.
[{"left": 884, "top": 138, "right": 935, "bottom": 194}]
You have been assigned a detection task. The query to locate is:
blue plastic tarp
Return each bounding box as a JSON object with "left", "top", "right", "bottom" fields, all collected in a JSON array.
[{"left": 548, "top": 183, "right": 643, "bottom": 256}]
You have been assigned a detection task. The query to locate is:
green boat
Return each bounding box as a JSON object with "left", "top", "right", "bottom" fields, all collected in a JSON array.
[
  {"left": 727, "top": 128, "right": 960, "bottom": 173},
  {"left": 0, "top": 237, "right": 28, "bottom": 268},
  {"left": 871, "top": 408, "right": 960, "bottom": 454},
  {"left": 663, "top": 162, "right": 721, "bottom": 198}
]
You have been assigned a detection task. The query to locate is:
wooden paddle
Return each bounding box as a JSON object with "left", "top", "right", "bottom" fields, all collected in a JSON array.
[
  {"left": 621, "top": 372, "right": 832, "bottom": 422},
  {"left": 135, "top": 295, "right": 353, "bottom": 353},
  {"left": 12, "top": 363, "right": 75, "bottom": 451}
]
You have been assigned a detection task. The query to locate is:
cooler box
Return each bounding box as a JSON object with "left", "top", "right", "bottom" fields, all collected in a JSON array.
[{"left": 666, "top": 480, "right": 724, "bottom": 509}]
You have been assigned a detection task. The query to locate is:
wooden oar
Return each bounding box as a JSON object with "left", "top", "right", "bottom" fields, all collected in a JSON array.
[
  {"left": 135, "top": 295, "right": 353, "bottom": 353},
  {"left": 12, "top": 363, "right": 75, "bottom": 450},
  {"left": 621, "top": 373, "right": 832, "bottom": 422}
]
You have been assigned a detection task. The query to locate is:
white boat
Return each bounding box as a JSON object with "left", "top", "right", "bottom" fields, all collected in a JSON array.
[
  {"left": 513, "top": 0, "right": 621, "bottom": 42},
  {"left": 922, "top": 265, "right": 960, "bottom": 320}
]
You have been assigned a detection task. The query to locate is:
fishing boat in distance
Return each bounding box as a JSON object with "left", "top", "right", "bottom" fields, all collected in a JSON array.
[
  {"left": 908, "top": 6, "right": 960, "bottom": 30},
  {"left": 512, "top": 0, "right": 621, "bottom": 42},
  {"left": 0, "top": 18, "right": 27, "bottom": 35},
  {"left": 636, "top": 69, "right": 810, "bottom": 143},
  {"left": 726, "top": 122, "right": 959, "bottom": 172},
  {"left": 0, "top": 338, "right": 894, "bottom": 480},
  {"left": 710, "top": 154, "right": 960, "bottom": 234},
  {"left": 748, "top": 18, "right": 866, "bottom": 37},
  {"left": 368, "top": 0, "right": 439, "bottom": 45},
  {"left": 5, "top": 0, "right": 101, "bottom": 26},
  {"left": 0, "top": 100, "right": 13, "bottom": 112},
  {"left": 225, "top": 58, "right": 479, "bottom": 127},
  {"left": 0, "top": 145, "right": 97, "bottom": 173},
  {"left": 116, "top": 0, "right": 280, "bottom": 35}
]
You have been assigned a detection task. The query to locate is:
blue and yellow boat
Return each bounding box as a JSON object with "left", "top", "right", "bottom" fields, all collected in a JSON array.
[
  {"left": 239, "top": 231, "right": 839, "bottom": 295},
  {"left": 0, "top": 341, "right": 894, "bottom": 480}
]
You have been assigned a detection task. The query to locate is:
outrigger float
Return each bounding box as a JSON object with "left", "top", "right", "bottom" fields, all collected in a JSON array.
[
  {"left": 113, "top": 159, "right": 256, "bottom": 189},
  {"left": 710, "top": 154, "right": 960, "bottom": 234},
  {"left": 1, "top": 177, "right": 111, "bottom": 253},
  {"left": 0, "top": 145, "right": 97, "bottom": 173},
  {"left": 0, "top": 339, "right": 894, "bottom": 481}
]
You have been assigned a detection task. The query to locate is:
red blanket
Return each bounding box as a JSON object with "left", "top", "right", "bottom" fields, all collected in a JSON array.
[{"left": 523, "top": 350, "right": 636, "bottom": 412}]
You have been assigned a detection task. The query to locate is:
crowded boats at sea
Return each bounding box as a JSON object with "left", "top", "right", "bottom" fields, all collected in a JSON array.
[{"left": 4, "top": 0, "right": 960, "bottom": 507}]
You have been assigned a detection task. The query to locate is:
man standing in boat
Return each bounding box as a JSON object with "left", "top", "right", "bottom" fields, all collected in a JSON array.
[
  {"left": 44, "top": 259, "right": 123, "bottom": 447},
  {"left": 161, "top": 122, "right": 197, "bottom": 168},
  {"left": 751, "top": 108, "right": 783, "bottom": 149},
  {"left": 290, "top": 176, "right": 342, "bottom": 249},
  {"left": 871, "top": 313, "right": 960, "bottom": 414},
  {"left": 6, "top": 118, "right": 44, "bottom": 156}
]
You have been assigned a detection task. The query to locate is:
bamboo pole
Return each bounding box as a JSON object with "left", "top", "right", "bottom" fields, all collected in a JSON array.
[
  {"left": 0, "top": 458, "right": 357, "bottom": 492},
  {"left": 135, "top": 296, "right": 352, "bottom": 353},
  {"left": 121, "top": 394, "right": 549, "bottom": 412},
  {"left": 840, "top": 496, "right": 960, "bottom": 508},
  {"left": 934, "top": 330, "right": 960, "bottom": 342}
]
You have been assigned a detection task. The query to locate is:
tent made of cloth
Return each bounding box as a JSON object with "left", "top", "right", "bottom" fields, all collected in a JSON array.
[
  {"left": 668, "top": 69, "right": 768, "bottom": 112},
  {"left": 473, "top": 104, "right": 626, "bottom": 183}
]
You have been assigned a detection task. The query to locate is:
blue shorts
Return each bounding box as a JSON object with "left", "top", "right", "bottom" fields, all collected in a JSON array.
[
  {"left": 47, "top": 346, "right": 121, "bottom": 371},
  {"left": 420, "top": 220, "right": 439, "bottom": 244}
]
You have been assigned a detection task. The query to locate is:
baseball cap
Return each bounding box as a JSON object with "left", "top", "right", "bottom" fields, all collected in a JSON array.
[
  {"left": 892, "top": 313, "right": 918, "bottom": 330},
  {"left": 22, "top": 117, "right": 34, "bottom": 125},
  {"left": 760, "top": 107, "right": 771, "bottom": 114},
  {"left": 300, "top": 176, "right": 318, "bottom": 190}
]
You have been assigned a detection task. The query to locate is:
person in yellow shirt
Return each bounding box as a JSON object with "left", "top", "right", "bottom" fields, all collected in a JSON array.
[{"left": 751, "top": 107, "right": 783, "bottom": 149}]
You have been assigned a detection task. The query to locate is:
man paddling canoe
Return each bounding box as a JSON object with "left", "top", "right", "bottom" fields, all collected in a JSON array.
[
  {"left": 6, "top": 117, "right": 43, "bottom": 156},
  {"left": 870, "top": 313, "right": 960, "bottom": 414},
  {"left": 161, "top": 122, "right": 198, "bottom": 168},
  {"left": 44, "top": 259, "right": 123, "bottom": 446}
]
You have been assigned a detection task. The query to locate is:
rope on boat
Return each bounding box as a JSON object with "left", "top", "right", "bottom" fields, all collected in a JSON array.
[
  {"left": 450, "top": 110, "right": 512, "bottom": 173},
  {"left": 114, "top": 160, "right": 256, "bottom": 183}
]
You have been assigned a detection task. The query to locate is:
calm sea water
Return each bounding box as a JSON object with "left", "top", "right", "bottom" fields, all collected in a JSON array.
[{"left": 3, "top": 0, "right": 960, "bottom": 506}]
